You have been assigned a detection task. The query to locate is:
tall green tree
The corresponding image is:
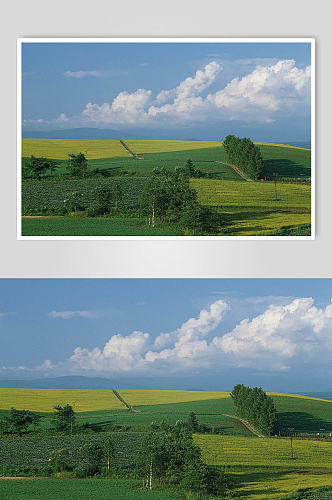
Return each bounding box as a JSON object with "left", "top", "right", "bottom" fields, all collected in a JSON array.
[
  {"left": 23, "top": 156, "right": 58, "bottom": 179},
  {"left": 4, "top": 407, "right": 42, "bottom": 435},
  {"left": 53, "top": 404, "right": 76, "bottom": 434},
  {"left": 90, "top": 186, "right": 112, "bottom": 215},
  {"left": 79, "top": 442, "right": 105, "bottom": 476},
  {"left": 67, "top": 152, "right": 88, "bottom": 178},
  {"left": 222, "top": 135, "right": 263, "bottom": 179}
]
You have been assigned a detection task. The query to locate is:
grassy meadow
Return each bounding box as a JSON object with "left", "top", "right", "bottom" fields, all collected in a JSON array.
[
  {"left": 1, "top": 389, "right": 332, "bottom": 498},
  {"left": 21, "top": 138, "right": 312, "bottom": 236}
]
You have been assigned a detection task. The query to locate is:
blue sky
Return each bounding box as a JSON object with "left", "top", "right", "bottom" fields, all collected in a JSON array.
[
  {"left": 22, "top": 41, "right": 312, "bottom": 142},
  {"left": 1, "top": 279, "right": 331, "bottom": 392}
]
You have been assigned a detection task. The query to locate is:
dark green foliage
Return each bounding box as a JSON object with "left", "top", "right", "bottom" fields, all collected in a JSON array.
[
  {"left": 79, "top": 442, "right": 105, "bottom": 476},
  {"left": 53, "top": 405, "right": 76, "bottom": 434},
  {"left": 140, "top": 170, "right": 221, "bottom": 234},
  {"left": 230, "top": 384, "right": 277, "bottom": 435},
  {"left": 89, "top": 186, "right": 112, "bottom": 215},
  {"left": 22, "top": 177, "right": 147, "bottom": 215},
  {"left": 267, "top": 223, "right": 311, "bottom": 236},
  {"left": 23, "top": 156, "right": 58, "bottom": 179},
  {"left": 182, "top": 462, "right": 231, "bottom": 496},
  {"left": 1, "top": 407, "right": 42, "bottom": 435},
  {"left": 67, "top": 153, "right": 88, "bottom": 178},
  {"left": 0, "top": 432, "right": 145, "bottom": 470},
  {"left": 112, "top": 183, "right": 122, "bottom": 211},
  {"left": 51, "top": 448, "right": 73, "bottom": 472},
  {"left": 223, "top": 135, "right": 264, "bottom": 179},
  {"left": 136, "top": 427, "right": 230, "bottom": 495},
  {"left": 282, "top": 486, "right": 332, "bottom": 499},
  {"left": 64, "top": 191, "right": 84, "bottom": 212}
]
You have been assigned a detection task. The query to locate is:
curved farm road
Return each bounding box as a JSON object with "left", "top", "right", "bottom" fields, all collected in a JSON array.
[
  {"left": 221, "top": 413, "right": 264, "bottom": 437},
  {"left": 215, "top": 161, "right": 253, "bottom": 182}
]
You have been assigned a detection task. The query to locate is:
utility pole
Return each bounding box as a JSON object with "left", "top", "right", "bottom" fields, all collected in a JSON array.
[{"left": 273, "top": 173, "right": 278, "bottom": 201}]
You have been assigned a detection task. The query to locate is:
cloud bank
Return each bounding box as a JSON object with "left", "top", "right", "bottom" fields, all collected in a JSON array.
[
  {"left": 3, "top": 297, "right": 330, "bottom": 379},
  {"left": 25, "top": 59, "right": 311, "bottom": 129}
]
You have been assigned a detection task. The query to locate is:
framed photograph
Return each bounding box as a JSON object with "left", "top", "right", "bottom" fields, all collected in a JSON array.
[
  {"left": 17, "top": 38, "right": 315, "bottom": 240},
  {"left": 1, "top": 277, "right": 332, "bottom": 498}
]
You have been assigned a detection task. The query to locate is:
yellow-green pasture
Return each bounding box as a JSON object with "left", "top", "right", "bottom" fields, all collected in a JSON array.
[
  {"left": 192, "top": 178, "right": 311, "bottom": 235},
  {"left": 256, "top": 142, "right": 311, "bottom": 151},
  {"left": 22, "top": 138, "right": 220, "bottom": 160},
  {"left": 196, "top": 434, "right": 332, "bottom": 468},
  {"left": 22, "top": 139, "right": 132, "bottom": 160},
  {"left": 118, "top": 389, "right": 229, "bottom": 407},
  {"left": 234, "top": 470, "right": 332, "bottom": 499},
  {"left": 0, "top": 388, "right": 122, "bottom": 412}
]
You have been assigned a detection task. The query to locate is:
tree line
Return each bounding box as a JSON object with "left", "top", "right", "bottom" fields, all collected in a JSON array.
[
  {"left": 230, "top": 384, "right": 277, "bottom": 435},
  {"left": 222, "top": 135, "right": 264, "bottom": 180},
  {"left": 141, "top": 168, "right": 222, "bottom": 234}
]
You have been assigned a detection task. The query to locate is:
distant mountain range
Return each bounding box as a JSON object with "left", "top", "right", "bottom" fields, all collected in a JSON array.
[
  {"left": 0, "top": 375, "right": 208, "bottom": 391},
  {"left": 22, "top": 128, "right": 134, "bottom": 140}
]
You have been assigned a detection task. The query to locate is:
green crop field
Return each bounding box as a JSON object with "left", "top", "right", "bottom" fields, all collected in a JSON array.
[
  {"left": 21, "top": 217, "right": 181, "bottom": 236},
  {"left": 118, "top": 389, "right": 229, "bottom": 406},
  {"left": 22, "top": 139, "right": 311, "bottom": 180},
  {"left": 0, "top": 431, "right": 145, "bottom": 469},
  {"left": 21, "top": 177, "right": 148, "bottom": 215},
  {"left": 0, "top": 479, "right": 180, "bottom": 500}
]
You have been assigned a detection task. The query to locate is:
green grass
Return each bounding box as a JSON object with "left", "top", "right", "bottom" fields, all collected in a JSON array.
[
  {"left": 22, "top": 139, "right": 311, "bottom": 180},
  {"left": 192, "top": 178, "right": 311, "bottom": 235},
  {"left": 0, "top": 478, "right": 180, "bottom": 500},
  {"left": 21, "top": 217, "right": 181, "bottom": 236}
]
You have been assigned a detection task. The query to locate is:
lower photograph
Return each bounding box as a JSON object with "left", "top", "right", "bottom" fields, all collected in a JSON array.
[{"left": 0, "top": 278, "right": 331, "bottom": 499}]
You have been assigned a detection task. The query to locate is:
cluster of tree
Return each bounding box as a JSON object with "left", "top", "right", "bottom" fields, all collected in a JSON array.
[
  {"left": 0, "top": 404, "right": 77, "bottom": 436},
  {"left": 140, "top": 170, "right": 222, "bottom": 234},
  {"left": 151, "top": 412, "right": 222, "bottom": 435},
  {"left": 23, "top": 156, "right": 59, "bottom": 180},
  {"left": 153, "top": 159, "right": 214, "bottom": 180},
  {"left": 23, "top": 153, "right": 88, "bottom": 180},
  {"left": 0, "top": 407, "right": 42, "bottom": 435},
  {"left": 222, "top": 135, "right": 264, "bottom": 180},
  {"left": 64, "top": 183, "right": 122, "bottom": 216},
  {"left": 230, "top": 384, "right": 277, "bottom": 435},
  {"left": 136, "top": 426, "right": 231, "bottom": 496},
  {"left": 51, "top": 439, "right": 114, "bottom": 478}
]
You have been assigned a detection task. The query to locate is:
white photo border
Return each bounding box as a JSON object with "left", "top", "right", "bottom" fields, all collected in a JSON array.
[{"left": 17, "top": 37, "right": 315, "bottom": 241}]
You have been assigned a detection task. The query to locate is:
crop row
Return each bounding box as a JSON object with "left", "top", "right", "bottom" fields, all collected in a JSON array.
[
  {"left": 0, "top": 432, "right": 145, "bottom": 469},
  {"left": 22, "top": 177, "right": 149, "bottom": 214}
]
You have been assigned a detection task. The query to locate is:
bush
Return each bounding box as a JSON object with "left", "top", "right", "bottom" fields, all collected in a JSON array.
[{"left": 89, "top": 186, "right": 112, "bottom": 215}]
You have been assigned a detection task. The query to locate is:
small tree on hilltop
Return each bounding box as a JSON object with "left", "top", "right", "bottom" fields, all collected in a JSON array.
[
  {"left": 53, "top": 404, "right": 76, "bottom": 434},
  {"left": 67, "top": 152, "right": 88, "bottom": 178}
]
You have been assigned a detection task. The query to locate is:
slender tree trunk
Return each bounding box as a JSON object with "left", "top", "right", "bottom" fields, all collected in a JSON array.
[
  {"left": 152, "top": 202, "right": 155, "bottom": 228},
  {"left": 149, "top": 455, "right": 153, "bottom": 490}
]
